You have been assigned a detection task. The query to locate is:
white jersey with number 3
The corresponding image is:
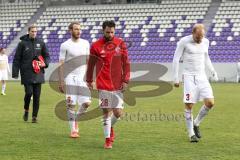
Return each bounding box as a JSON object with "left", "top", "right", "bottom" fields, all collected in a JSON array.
[{"left": 172, "top": 35, "right": 215, "bottom": 83}]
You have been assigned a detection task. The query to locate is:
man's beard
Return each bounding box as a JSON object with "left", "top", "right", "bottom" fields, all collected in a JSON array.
[
  {"left": 104, "top": 36, "right": 113, "bottom": 41},
  {"left": 72, "top": 34, "right": 80, "bottom": 40},
  {"left": 29, "top": 35, "right": 36, "bottom": 40},
  {"left": 195, "top": 38, "right": 202, "bottom": 43},
  {"left": 194, "top": 36, "right": 202, "bottom": 44}
]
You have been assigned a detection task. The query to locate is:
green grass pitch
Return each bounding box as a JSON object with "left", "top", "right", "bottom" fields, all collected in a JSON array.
[{"left": 0, "top": 82, "right": 239, "bottom": 160}]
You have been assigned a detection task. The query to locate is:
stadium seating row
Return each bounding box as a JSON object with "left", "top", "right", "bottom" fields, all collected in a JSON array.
[{"left": 1, "top": 0, "right": 240, "bottom": 63}]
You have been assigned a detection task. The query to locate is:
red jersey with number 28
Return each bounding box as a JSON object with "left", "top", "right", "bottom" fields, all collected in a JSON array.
[{"left": 86, "top": 37, "right": 130, "bottom": 91}]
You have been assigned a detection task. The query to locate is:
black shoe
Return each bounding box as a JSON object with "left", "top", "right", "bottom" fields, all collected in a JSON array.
[
  {"left": 32, "top": 117, "right": 37, "bottom": 123},
  {"left": 194, "top": 125, "right": 201, "bottom": 138},
  {"left": 23, "top": 111, "right": 29, "bottom": 122},
  {"left": 190, "top": 135, "right": 199, "bottom": 143}
]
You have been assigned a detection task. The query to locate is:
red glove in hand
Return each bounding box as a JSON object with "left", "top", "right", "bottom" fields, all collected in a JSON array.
[
  {"left": 38, "top": 55, "right": 46, "bottom": 68},
  {"left": 32, "top": 60, "right": 40, "bottom": 74}
]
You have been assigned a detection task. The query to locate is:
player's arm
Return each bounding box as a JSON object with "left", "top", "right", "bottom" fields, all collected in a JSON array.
[
  {"left": 58, "top": 44, "right": 66, "bottom": 93},
  {"left": 85, "top": 41, "right": 90, "bottom": 64},
  {"left": 58, "top": 60, "right": 65, "bottom": 93},
  {"left": 12, "top": 42, "right": 23, "bottom": 79},
  {"left": 121, "top": 41, "right": 130, "bottom": 92},
  {"left": 205, "top": 45, "right": 218, "bottom": 81},
  {"left": 6, "top": 55, "right": 10, "bottom": 74},
  {"left": 86, "top": 45, "right": 98, "bottom": 90},
  {"left": 172, "top": 39, "right": 185, "bottom": 87},
  {"left": 40, "top": 42, "right": 50, "bottom": 68}
]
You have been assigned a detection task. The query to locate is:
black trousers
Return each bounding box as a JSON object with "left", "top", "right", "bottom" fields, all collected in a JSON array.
[{"left": 24, "top": 83, "right": 42, "bottom": 118}]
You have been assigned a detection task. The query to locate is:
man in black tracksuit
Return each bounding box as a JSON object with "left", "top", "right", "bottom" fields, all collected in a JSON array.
[{"left": 12, "top": 25, "right": 50, "bottom": 123}]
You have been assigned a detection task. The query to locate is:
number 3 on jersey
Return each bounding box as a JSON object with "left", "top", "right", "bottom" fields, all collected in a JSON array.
[
  {"left": 100, "top": 98, "right": 109, "bottom": 107},
  {"left": 185, "top": 93, "right": 190, "bottom": 101}
]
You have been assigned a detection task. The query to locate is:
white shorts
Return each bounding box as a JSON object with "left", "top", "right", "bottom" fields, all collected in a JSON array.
[
  {"left": 65, "top": 74, "right": 91, "bottom": 106},
  {"left": 0, "top": 70, "right": 8, "bottom": 80},
  {"left": 99, "top": 90, "right": 124, "bottom": 109},
  {"left": 183, "top": 74, "right": 214, "bottom": 103}
]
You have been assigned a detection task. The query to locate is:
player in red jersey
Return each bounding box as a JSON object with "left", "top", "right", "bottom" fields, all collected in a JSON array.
[{"left": 86, "top": 20, "right": 130, "bottom": 149}]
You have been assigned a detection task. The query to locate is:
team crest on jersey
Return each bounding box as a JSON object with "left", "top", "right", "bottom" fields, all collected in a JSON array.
[
  {"left": 35, "top": 44, "right": 41, "bottom": 50},
  {"left": 104, "top": 41, "right": 116, "bottom": 52}
]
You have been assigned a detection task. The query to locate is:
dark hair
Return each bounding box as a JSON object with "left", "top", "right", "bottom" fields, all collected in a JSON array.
[
  {"left": 102, "top": 20, "right": 115, "bottom": 30},
  {"left": 68, "top": 21, "right": 81, "bottom": 30}
]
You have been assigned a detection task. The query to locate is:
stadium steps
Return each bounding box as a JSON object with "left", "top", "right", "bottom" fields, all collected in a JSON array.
[
  {"left": 202, "top": 0, "right": 221, "bottom": 32},
  {"left": 6, "top": 4, "right": 47, "bottom": 56}
]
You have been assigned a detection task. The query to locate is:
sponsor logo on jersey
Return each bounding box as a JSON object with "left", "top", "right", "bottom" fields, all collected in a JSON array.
[
  {"left": 100, "top": 50, "right": 106, "bottom": 57},
  {"left": 100, "top": 50, "right": 105, "bottom": 54}
]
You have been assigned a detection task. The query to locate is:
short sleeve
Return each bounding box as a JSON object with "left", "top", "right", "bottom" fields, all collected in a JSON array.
[{"left": 59, "top": 43, "right": 67, "bottom": 61}]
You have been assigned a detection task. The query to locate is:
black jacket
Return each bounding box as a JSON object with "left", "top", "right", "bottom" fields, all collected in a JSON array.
[{"left": 12, "top": 34, "right": 50, "bottom": 84}]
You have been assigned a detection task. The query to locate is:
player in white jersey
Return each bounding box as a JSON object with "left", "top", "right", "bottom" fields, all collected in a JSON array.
[
  {"left": 236, "top": 59, "right": 240, "bottom": 83},
  {"left": 172, "top": 24, "right": 219, "bottom": 142},
  {"left": 58, "top": 22, "right": 91, "bottom": 138},
  {"left": 0, "top": 48, "right": 10, "bottom": 95}
]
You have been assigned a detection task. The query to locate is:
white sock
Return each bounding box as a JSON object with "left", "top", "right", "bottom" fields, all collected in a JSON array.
[
  {"left": 103, "top": 117, "right": 111, "bottom": 138},
  {"left": 74, "top": 118, "right": 79, "bottom": 133},
  {"left": 77, "top": 104, "right": 88, "bottom": 115},
  {"left": 111, "top": 114, "right": 119, "bottom": 126},
  {"left": 185, "top": 109, "right": 195, "bottom": 137},
  {"left": 67, "top": 107, "right": 77, "bottom": 133},
  {"left": 2, "top": 83, "right": 6, "bottom": 93},
  {"left": 194, "top": 105, "right": 210, "bottom": 126}
]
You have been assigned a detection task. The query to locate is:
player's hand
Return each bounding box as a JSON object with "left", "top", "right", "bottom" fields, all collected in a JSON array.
[
  {"left": 87, "top": 82, "right": 93, "bottom": 90},
  {"left": 58, "top": 81, "right": 65, "bottom": 93},
  {"left": 37, "top": 61, "right": 42, "bottom": 67},
  {"left": 212, "top": 72, "right": 219, "bottom": 81},
  {"left": 122, "top": 82, "right": 128, "bottom": 92},
  {"left": 174, "top": 83, "right": 180, "bottom": 88}
]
